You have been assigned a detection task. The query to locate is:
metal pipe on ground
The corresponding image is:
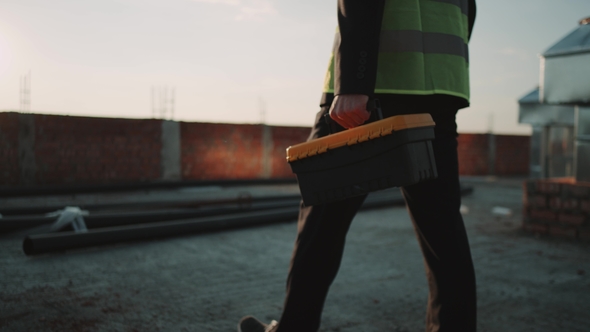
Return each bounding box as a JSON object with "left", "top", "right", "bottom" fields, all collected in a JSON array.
[
  {"left": 2, "top": 182, "right": 472, "bottom": 217},
  {"left": 4, "top": 187, "right": 402, "bottom": 233},
  {"left": 23, "top": 207, "right": 300, "bottom": 255},
  {"left": 21, "top": 185, "right": 474, "bottom": 255},
  {"left": 0, "top": 193, "right": 301, "bottom": 217},
  {"left": 1, "top": 198, "right": 301, "bottom": 233}
]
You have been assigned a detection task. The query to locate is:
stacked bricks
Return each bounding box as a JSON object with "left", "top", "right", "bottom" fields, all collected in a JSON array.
[{"left": 523, "top": 177, "right": 590, "bottom": 240}]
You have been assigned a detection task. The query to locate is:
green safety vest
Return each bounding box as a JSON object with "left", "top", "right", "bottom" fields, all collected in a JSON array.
[{"left": 323, "top": 0, "right": 470, "bottom": 102}]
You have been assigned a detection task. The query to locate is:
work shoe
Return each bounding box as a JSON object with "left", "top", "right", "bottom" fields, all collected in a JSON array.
[{"left": 237, "top": 316, "right": 278, "bottom": 332}]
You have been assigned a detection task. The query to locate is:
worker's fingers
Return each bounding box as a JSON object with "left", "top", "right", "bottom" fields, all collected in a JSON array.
[
  {"left": 329, "top": 94, "right": 370, "bottom": 129},
  {"left": 334, "top": 108, "right": 370, "bottom": 128},
  {"left": 344, "top": 109, "right": 367, "bottom": 125},
  {"left": 331, "top": 107, "right": 360, "bottom": 129},
  {"left": 329, "top": 103, "right": 348, "bottom": 128},
  {"left": 333, "top": 113, "right": 356, "bottom": 129},
  {"left": 354, "top": 107, "right": 371, "bottom": 124}
]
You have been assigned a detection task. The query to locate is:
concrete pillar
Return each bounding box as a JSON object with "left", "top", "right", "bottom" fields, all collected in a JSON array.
[
  {"left": 18, "top": 113, "right": 36, "bottom": 185},
  {"left": 260, "top": 125, "right": 273, "bottom": 179},
  {"left": 488, "top": 133, "right": 496, "bottom": 175},
  {"left": 161, "top": 120, "right": 181, "bottom": 180},
  {"left": 575, "top": 106, "right": 590, "bottom": 182}
]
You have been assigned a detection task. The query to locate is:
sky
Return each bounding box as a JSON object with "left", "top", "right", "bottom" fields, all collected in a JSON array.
[{"left": 1, "top": 0, "right": 589, "bottom": 135}]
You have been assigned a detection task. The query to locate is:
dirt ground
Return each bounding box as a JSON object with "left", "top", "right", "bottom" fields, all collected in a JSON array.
[{"left": 1, "top": 178, "right": 589, "bottom": 331}]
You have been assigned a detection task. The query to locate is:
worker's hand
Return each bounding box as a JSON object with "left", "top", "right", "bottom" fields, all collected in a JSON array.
[{"left": 329, "top": 94, "right": 371, "bottom": 129}]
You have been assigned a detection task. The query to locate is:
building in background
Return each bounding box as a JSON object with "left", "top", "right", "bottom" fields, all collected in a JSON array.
[
  {"left": 518, "top": 88, "right": 575, "bottom": 178},
  {"left": 519, "top": 17, "right": 590, "bottom": 181},
  {"left": 521, "top": 17, "right": 590, "bottom": 241}
]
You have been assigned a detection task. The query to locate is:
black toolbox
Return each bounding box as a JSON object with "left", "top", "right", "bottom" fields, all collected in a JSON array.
[{"left": 286, "top": 114, "right": 437, "bottom": 206}]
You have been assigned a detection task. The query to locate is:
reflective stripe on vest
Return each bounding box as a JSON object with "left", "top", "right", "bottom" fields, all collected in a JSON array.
[{"left": 323, "top": 0, "right": 470, "bottom": 102}]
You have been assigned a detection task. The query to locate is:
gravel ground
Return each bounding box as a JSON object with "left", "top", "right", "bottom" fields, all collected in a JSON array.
[{"left": 1, "top": 179, "right": 589, "bottom": 331}]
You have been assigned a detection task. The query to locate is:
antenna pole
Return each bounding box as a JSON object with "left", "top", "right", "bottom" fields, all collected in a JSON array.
[{"left": 171, "top": 87, "right": 175, "bottom": 120}]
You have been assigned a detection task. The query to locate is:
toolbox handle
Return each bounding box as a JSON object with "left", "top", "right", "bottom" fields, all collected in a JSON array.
[{"left": 324, "top": 98, "right": 383, "bottom": 135}]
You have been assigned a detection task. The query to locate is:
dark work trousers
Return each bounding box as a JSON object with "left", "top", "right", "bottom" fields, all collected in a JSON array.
[{"left": 276, "top": 102, "right": 477, "bottom": 332}]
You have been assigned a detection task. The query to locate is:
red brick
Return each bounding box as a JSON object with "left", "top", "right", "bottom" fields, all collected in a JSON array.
[
  {"left": 549, "top": 226, "right": 577, "bottom": 238},
  {"left": 530, "top": 209, "right": 557, "bottom": 222},
  {"left": 494, "top": 135, "right": 530, "bottom": 175},
  {"left": 523, "top": 223, "right": 548, "bottom": 234},
  {"left": 32, "top": 114, "right": 161, "bottom": 185},
  {"left": 561, "top": 198, "right": 579, "bottom": 210},
  {"left": 558, "top": 213, "right": 587, "bottom": 226},
  {"left": 549, "top": 196, "right": 562, "bottom": 210},
  {"left": 181, "top": 122, "right": 266, "bottom": 180},
  {"left": 537, "top": 181, "right": 561, "bottom": 194},
  {"left": 571, "top": 185, "right": 590, "bottom": 198},
  {"left": 530, "top": 195, "right": 547, "bottom": 208},
  {"left": 524, "top": 181, "right": 536, "bottom": 195},
  {"left": 271, "top": 126, "right": 308, "bottom": 178},
  {"left": 0, "top": 112, "right": 20, "bottom": 185},
  {"left": 457, "top": 134, "right": 489, "bottom": 175},
  {"left": 522, "top": 208, "right": 531, "bottom": 220}
]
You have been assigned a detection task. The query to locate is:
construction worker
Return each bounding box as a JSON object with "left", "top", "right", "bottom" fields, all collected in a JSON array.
[{"left": 239, "top": 0, "right": 477, "bottom": 331}]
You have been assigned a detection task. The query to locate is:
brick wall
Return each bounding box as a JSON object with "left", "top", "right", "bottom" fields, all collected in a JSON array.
[
  {"left": 0, "top": 113, "right": 19, "bottom": 185},
  {"left": 181, "top": 123, "right": 265, "bottom": 180},
  {"left": 457, "top": 133, "right": 530, "bottom": 176},
  {"left": 457, "top": 134, "right": 490, "bottom": 175},
  {"left": 33, "top": 114, "right": 162, "bottom": 184},
  {"left": 0, "top": 112, "right": 530, "bottom": 187},
  {"left": 523, "top": 178, "right": 590, "bottom": 240},
  {"left": 180, "top": 123, "right": 310, "bottom": 180},
  {"left": 495, "top": 135, "right": 531, "bottom": 175},
  {"left": 270, "top": 126, "right": 310, "bottom": 178}
]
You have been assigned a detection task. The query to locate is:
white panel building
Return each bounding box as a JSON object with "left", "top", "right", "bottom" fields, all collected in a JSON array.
[{"left": 519, "top": 17, "right": 590, "bottom": 181}]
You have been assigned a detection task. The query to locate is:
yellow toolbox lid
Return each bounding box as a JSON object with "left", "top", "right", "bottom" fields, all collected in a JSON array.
[{"left": 286, "top": 113, "right": 435, "bottom": 162}]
